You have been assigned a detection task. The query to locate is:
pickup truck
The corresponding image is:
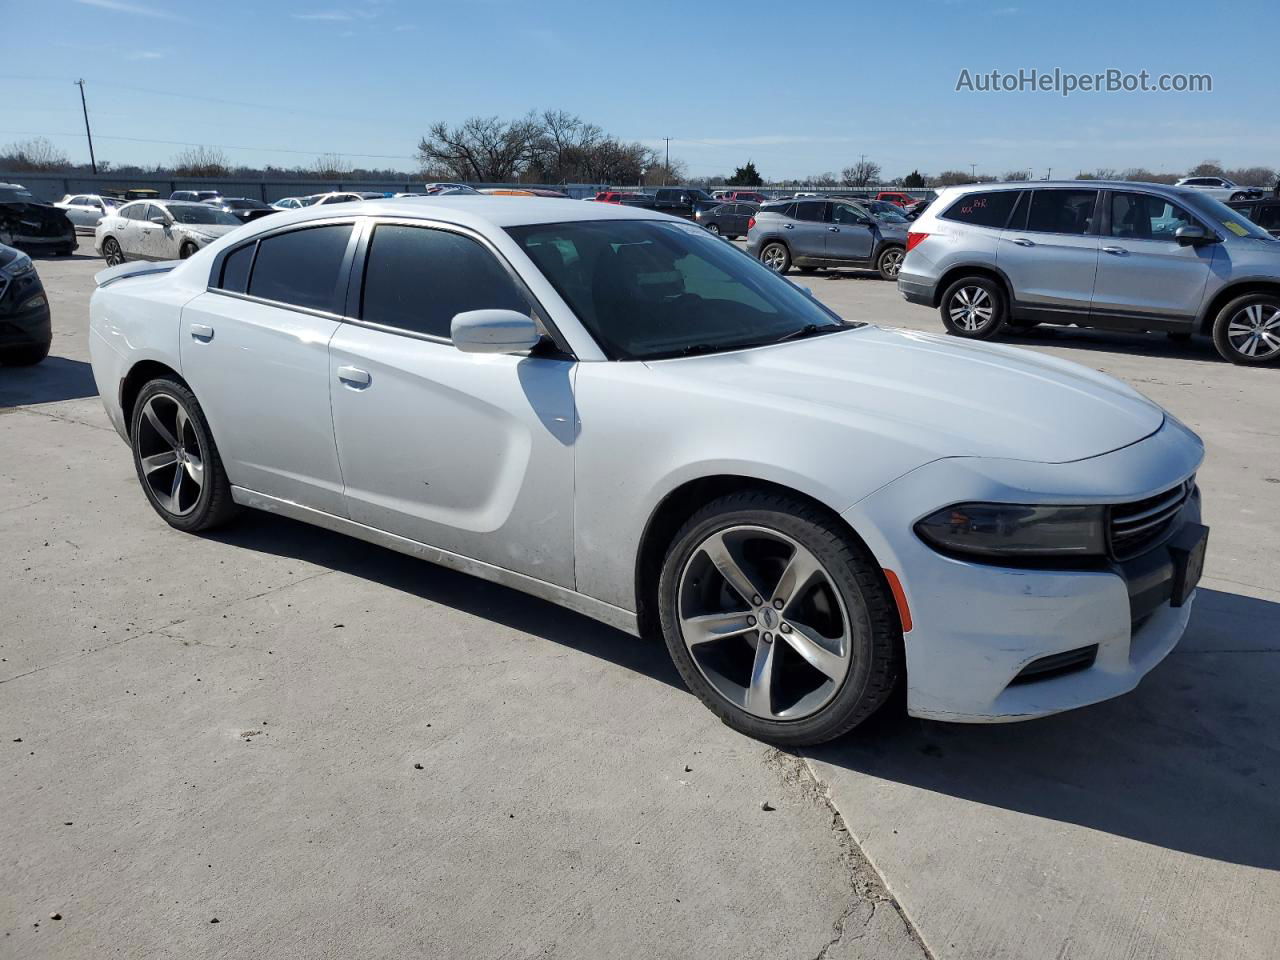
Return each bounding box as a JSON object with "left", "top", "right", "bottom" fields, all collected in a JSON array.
[{"left": 651, "top": 187, "right": 721, "bottom": 220}]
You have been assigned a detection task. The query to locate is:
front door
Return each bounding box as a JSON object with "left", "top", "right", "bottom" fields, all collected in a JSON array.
[
  {"left": 825, "top": 202, "right": 876, "bottom": 262},
  {"left": 1091, "top": 191, "right": 1215, "bottom": 327},
  {"left": 328, "top": 221, "right": 577, "bottom": 587},
  {"left": 788, "top": 200, "right": 829, "bottom": 261}
]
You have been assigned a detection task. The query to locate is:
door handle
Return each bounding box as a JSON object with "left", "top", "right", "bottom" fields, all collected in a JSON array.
[
  {"left": 783, "top": 223, "right": 793, "bottom": 229},
  {"left": 189, "top": 323, "right": 214, "bottom": 342},
  {"left": 828, "top": 226, "right": 840, "bottom": 232},
  {"left": 1010, "top": 238, "right": 1034, "bottom": 247},
  {"left": 1101, "top": 246, "right": 1126, "bottom": 255},
  {"left": 337, "top": 366, "right": 371, "bottom": 389}
]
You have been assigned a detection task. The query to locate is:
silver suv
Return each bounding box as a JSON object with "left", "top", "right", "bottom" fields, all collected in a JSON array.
[
  {"left": 898, "top": 180, "right": 1280, "bottom": 365},
  {"left": 746, "top": 196, "right": 909, "bottom": 280}
]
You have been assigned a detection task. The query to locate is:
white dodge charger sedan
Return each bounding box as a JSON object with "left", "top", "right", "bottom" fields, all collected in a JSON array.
[{"left": 87, "top": 197, "right": 1208, "bottom": 744}]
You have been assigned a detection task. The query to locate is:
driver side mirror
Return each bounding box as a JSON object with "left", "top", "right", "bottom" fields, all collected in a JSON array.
[
  {"left": 451, "top": 309, "right": 542, "bottom": 354},
  {"left": 1174, "top": 224, "right": 1212, "bottom": 245}
]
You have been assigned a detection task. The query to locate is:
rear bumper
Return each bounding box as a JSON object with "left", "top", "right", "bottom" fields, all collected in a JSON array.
[{"left": 897, "top": 275, "right": 934, "bottom": 306}]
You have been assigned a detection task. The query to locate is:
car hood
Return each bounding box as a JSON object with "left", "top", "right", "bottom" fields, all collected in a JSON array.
[
  {"left": 647, "top": 326, "right": 1165, "bottom": 464},
  {"left": 1, "top": 202, "right": 70, "bottom": 225}
]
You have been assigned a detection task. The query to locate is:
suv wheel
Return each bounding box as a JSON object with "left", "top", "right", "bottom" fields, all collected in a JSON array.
[
  {"left": 760, "top": 242, "right": 790, "bottom": 274},
  {"left": 939, "top": 276, "right": 1006, "bottom": 339},
  {"left": 1212, "top": 293, "right": 1280, "bottom": 365},
  {"left": 130, "top": 378, "right": 239, "bottom": 532},
  {"left": 876, "top": 246, "right": 905, "bottom": 281},
  {"left": 658, "top": 491, "right": 901, "bottom": 746}
]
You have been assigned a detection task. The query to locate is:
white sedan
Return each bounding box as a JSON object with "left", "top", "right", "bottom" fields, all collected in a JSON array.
[
  {"left": 54, "top": 193, "right": 129, "bottom": 233},
  {"left": 94, "top": 199, "right": 243, "bottom": 264},
  {"left": 87, "top": 197, "right": 1207, "bottom": 744}
]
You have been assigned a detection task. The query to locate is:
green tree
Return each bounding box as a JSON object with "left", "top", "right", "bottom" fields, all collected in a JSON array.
[
  {"left": 902, "top": 169, "right": 926, "bottom": 188},
  {"left": 726, "top": 160, "right": 763, "bottom": 187}
]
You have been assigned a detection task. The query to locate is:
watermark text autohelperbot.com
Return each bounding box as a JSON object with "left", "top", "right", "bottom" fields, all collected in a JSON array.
[{"left": 955, "top": 68, "right": 1212, "bottom": 97}]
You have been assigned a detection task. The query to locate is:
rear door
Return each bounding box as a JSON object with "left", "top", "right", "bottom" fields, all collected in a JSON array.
[
  {"left": 114, "top": 203, "right": 149, "bottom": 258},
  {"left": 789, "top": 200, "right": 829, "bottom": 260},
  {"left": 997, "top": 188, "right": 1100, "bottom": 320},
  {"left": 1090, "top": 190, "right": 1215, "bottom": 327},
  {"left": 179, "top": 220, "right": 357, "bottom": 515}
]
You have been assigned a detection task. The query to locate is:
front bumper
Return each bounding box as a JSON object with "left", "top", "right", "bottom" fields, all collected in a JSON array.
[
  {"left": 843, "top": 418, "right": 1205, "bottom": 722},
  {"left": 0, "top": 272, "right": 51, "bottom": 347},
  {"left": 7, "top": 232, "right": 76, "bottom": 254}
]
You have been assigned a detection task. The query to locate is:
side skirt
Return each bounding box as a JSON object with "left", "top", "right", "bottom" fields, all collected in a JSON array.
[{"left": 230, "top": 486, "right": 641, "bottom": 637}]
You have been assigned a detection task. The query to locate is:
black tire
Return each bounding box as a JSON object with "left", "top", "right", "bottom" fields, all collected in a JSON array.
[
  {"left": 129, "top": 377, "right": 239, "bottom": 532},
  {"left": 705, "top": 222, "right": 720, "bottom": 236},
  {"left": 759, "top": 241, "right": 790, "bottom": 274},
  {"left": 179, "top": 242, "right": 198, "bottom": 260},
  {"left": 939, "top": 275, "right": 1007, "bottom": 339},
  {"left": 58, "top": 245, "right": 74, "bottom": 257},
  {"left": 798, "top": 266, "right": 819, "bottom": 274},
  {"left": 0, "top": 341, "right": 50, "bottom": 366},
  {"left": 876, "top": 245, "right": 905, "bottom": 281},
  {"left": 657, "top": 491, "right": 901, "bottom": 746},
  {"left": 1229, "top": 192, "right": 1246, "bottom": 202},
  {"left": 1212, "top": 292, "right": 1280, "bottom": 365},
  {"left": 102, "top": 236, "right": 125, "bottom": 266}
]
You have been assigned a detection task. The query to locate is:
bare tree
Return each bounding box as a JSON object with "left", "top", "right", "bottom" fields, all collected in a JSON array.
[
  {"left": 417, "top": 113, "right": 543, "bottom": 182},
  {"left": 1226, "top": 165, "right": 1276, "bottom": 187},
  {"left": 311, "top": 153, "right": 352, "bottom": 178},
  {"left": 171, "top": 145, "right": 229, "bottom": 177},
  {"left": 841, "top": 159, "right": 881, "bottom": 188},
  {"left": 935, "top": 170, "right": 975, "bottom": 186},
  {"left": 1120, "top": 167, "right": 1178, "bottom": 184},
  {"left": 1187, "top": 160, "right": 1224, "bottom": 177},
  {"left": 642, "top": 158, "right": 687, "bottom": 186},
  {"left": 1002, "top": 169, "right": 1031, "bottom": 182},
  {"left": 0, "top": 137, "right": 70, "bottom": 172}
]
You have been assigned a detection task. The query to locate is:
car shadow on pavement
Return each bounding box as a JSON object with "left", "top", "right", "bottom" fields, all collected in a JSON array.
[
  {"left": 206, "top": 511, "right": 685, "bottom": 690},
  {"left": 0, "top": 356, "right": 98, "bottom": 407},
  {"left": 806, "top": 586, "right": 1280, "bottom": 871},
  {"left": 1007, "top": 326, "right": 1228, "bottom": 364}
]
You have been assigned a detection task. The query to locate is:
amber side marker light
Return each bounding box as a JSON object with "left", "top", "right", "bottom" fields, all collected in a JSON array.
[{"left": 884, "top": 569, "right": 913, "bottom": 633}]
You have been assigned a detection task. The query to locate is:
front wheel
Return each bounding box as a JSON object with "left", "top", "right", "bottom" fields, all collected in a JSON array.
[
  {"left": 179, "top": 242, "right": 198, "bottom": 260},
  {"left": 1212, "top": 293, "right": 1280, "bottom": 365},
  {"left": 129, "top": 378, "right": 240, "bottom": 532},
  {"left": 876, "top": 245, "right": 905, "bottom": 281},
  {"left": 1230, "top": 192, "right": 1246, "bottom": 202},
  {"left": 658, "top": 491, "right": 901, "bottom": 746},
  {"left": 939, "top": 276, "right": 1006, "bottom": 339},
  {"left": 102, "top": 236, "right": 125, "bottom": 266},
  {"left": 706, "top": 222, "right": 720, "bottom": 236},
  {"left": 759, "top": 241, "right": 790, "bottom": 274}
]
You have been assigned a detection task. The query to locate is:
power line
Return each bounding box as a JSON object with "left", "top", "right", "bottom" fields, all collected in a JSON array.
[{"left": 0, "top": 129, "right": 418, "bottom": 163}]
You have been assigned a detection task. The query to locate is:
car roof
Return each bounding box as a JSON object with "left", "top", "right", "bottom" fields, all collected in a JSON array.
[
  {"left": 236, "top": 195, "right": 680, "bottom": 233},
  {"left": 934, "top": 179, "right": 1205, "bottom": 200}
]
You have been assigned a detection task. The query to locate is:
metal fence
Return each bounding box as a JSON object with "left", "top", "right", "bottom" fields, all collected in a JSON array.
[{"left": 3, "top": 171, "right": 934, "bottom": 204}]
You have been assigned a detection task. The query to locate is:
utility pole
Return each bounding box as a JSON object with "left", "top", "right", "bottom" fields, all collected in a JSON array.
[
  {"left": 75, "top": 79, "right": 97, "bottom": 174},
  {"left": 969, "top": 162, "right": 976, "bottom": 179},
  {"left": 663, "top": 137, "right": 671, "bottom": 185}
]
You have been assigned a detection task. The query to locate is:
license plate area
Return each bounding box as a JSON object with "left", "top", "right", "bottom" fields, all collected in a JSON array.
[{"left": 1168, "top": 523, "right": 1209, "bottom": 607}]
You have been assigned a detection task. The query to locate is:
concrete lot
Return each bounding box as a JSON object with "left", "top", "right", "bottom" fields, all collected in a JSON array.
[{"left": 2, "top": 251, "right": 1277, "bottom": 959}]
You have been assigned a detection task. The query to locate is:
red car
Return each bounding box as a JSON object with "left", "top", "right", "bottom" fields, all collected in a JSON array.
[
  {"left": 876, "top": 191, "right": 917, "bottom": 207},
  {"left": 595, "top": 191, "right": 643, "bottom": 203},
  {"left": 721, "top": 190, "right": 767, "bottom": 204}
]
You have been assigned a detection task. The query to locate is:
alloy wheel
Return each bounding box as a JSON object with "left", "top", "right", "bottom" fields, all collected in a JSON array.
[
  {"left": 707, "top": 223, "right": 720, "bottom": 235},
  {"left": 1226, "top": 303, "right": 1280, "bottom": 359},
  {"left": 677, "top": 525, "right": 853, "bottom": 721},
  {"left": 137, "top": 393, "right": 205, "bottom": 517},
  {"left": 949, "top": 285, "right": 994, "bottom": 331},
  {"left": 761, "top": 244, "right": 788, "bottom": 272},
  {"left": 103, "top": 238, "right": 124, "bottom": 266},
  {"left": 880, "top": 248, "right": 904, "bottom": 278}
]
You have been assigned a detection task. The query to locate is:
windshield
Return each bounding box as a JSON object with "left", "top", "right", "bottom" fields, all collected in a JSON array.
[
  {"left": 0, "top": 186, "right": 38, "bottom": 202},
  {"left": 863, "top": 200, "right": 908, "bottom": 222},
  {"left": 226, "top": 198, "right": 268, "bottom": 209},
  {"left": 1186, "top": 194, "right": 1275, "bottom": 241},
  {"left": 507, "top": 219, "right": 854, "bottom": 360},
  {"left": 167, "top": 204, "right": 241, "bottom": 226}
]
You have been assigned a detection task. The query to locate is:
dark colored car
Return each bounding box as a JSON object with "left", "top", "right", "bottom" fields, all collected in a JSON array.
[
  {"left": 0, "top": 243, "right": 52, "bottom": 366},
  {"left": 204, "top": 197, "right": 278, "bottom": 223},
  {"left": 720, "top": 190, "right": 768, "bottom": 204},
  {"left": 746, "top": 196, "right": 909, "bottom": 280},
  {"left": 170, "top": 190, "right": 224, "bottom": 203},
  {"left": 1227, "top": 198, "right": 1280, "bottom": 238},
  {"left": 124, "top": 188, "right": 160, "bottom": 202},
  {"left": 695, "top": 201, "right": 758, "bottom": 239},
  {"left": 651, "top": 186, "right": 720, "bottom": 220},
  {"left": 0, "top": 183, "right": 77, "bottom": 256}
]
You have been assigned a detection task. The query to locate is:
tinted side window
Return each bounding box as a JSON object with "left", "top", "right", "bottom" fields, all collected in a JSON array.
[
  {"left": 1027, "top": 190, "right": 1097, "bottom": 235},
  {"left": 1255, "top": 205, "right": 1280, "bottom": 231},
  {"left": 360, "top": 225, "right": 529, "bottom": 340},
  {"left": 218, "top": 242, "right": 255, "bottom": 293},
  {"left": 248, "top": 224, "right": 352, "bottom": 312},
  {"left": 1109, "top": 193, "right": 1195, "bottom": 240},
  {"left": 941, "top": 191, "right": 1019, "bottom": 228},
  {"left": 794, "top": 201, "right": 825, "bottom": 222}
]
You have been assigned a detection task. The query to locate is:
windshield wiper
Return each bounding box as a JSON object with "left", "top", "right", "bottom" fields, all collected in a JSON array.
[{"left": 772, "top": 323, "right": 843, "bottom": 344}]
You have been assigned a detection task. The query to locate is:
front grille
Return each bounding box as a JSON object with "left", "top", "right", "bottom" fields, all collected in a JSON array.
[
  {"left": 1109, "top": 477, "right": 1195, "bottom": 561},
  {"left": 1010, "top": 645, "right": 1098, "bottom": 685}
]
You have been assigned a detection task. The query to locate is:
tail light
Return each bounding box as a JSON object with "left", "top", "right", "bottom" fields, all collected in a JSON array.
[
  {"left": 906, "top": 231, "right": 929, "bottom": 253},
  {"left": 747, "top": 216, "right": 756, "bottom": 230}
]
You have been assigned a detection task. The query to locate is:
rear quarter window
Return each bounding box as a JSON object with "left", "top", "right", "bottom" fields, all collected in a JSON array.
[{"left": 940, "top": 191, "right": 1021, "bottom": 228}]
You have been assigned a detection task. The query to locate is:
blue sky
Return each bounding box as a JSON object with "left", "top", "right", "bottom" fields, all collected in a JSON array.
[{"left": 3, "top": 0, "right": 1275, "bottom": 180}]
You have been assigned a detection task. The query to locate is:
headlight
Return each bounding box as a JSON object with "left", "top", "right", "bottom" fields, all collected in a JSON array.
[{"left": 914, "top": 502, "right": 1106, "bottom": 561}]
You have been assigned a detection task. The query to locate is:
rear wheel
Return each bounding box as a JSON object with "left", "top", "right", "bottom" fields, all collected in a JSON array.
[
  {"left": 1212, "top": 293, "right": 1280, "bottom": 365},
  {"left": 760, "top": 242, "right": 790, "bottom": 274},
  {"left": 1230, "top": 192, "right": 1246, "bottom": 202},
  {"left": 129, "top": 378, "right": 239, "bottom": 532},
  {"left": 939, "top": 276, "right": 1006, "bottom": 339},
  {"left": 876, "top": 245, "right": 905, "bottom": 281},
  {"left": 658, "top": 491, "right": 901, "bottom": 746},
  {"left": 179, "top": 241, "right": 198, "bottom": 260},
  {"left": 102, "top": 236, "right": 125, "bottom": 266}
]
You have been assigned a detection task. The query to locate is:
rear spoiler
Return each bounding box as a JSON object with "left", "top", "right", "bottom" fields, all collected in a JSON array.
[{"left": 94, "top": 259, "right": 180, "bottom": 288}]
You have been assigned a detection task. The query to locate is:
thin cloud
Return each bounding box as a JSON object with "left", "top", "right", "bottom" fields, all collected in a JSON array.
[
  {"left": 74, "top": 0, "right": 185, "bottom": 19},
  {"left": 128, "top": 50, "right": 166, "bottom": 60},
  {"left": 292, "top": 7, "right": 379, "bottom": 20}
]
